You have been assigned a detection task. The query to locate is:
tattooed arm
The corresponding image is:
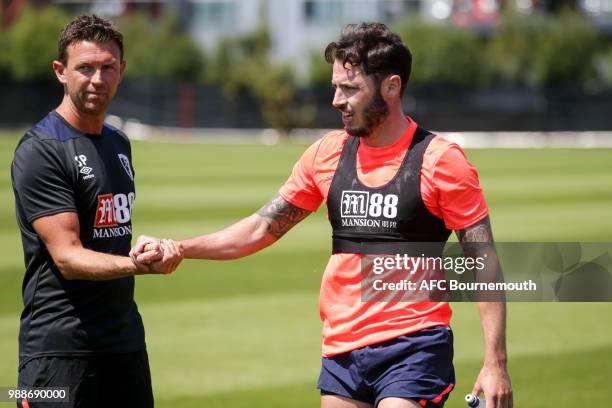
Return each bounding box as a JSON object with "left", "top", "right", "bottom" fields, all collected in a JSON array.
[
  {"left": 456, "top": 215, "right": 494, "bottom": 243},
  {"left": 457, "top": 216, "right": 513, "bottom": 408},
  {"left": 171, "top": 195, "right": 311, "bottom": 260}
]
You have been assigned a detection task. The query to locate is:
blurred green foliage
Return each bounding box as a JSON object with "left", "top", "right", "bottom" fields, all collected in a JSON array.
[
  {"left": 530, "top": 11, "right": 599, "bottom": 87},
  {"left": 0, "top": 27, "right": 9, "bottom": 77},
  {"left": 396, "top": 20, "right": 485, "bottom": 88},
  {"left": 2, "top": 5, "right": 611, "bottom": 131},
  {"left": 308, "top": 50, "right": 332, "bottom": 86},
  {"left": 4, "top": 6, "right": 68, "bottom": 80},
  {"left": 5, "top": 4, "right": 610, "bottom": 90},
  {"left": 387, "top": 10, "right": 609, "bottom": 89},
  {"left": 118, "top": 13, "right": 204, "bottom": 82},
  {"left": 207, "top": 26, "right": 314, "bottom": 134},
  {"left": 206, "top": 25, "right": 271, "bottom": 95},
  {"left": 594, "top": 45, "right": 612, "bottom": 86},
  {"left": 0, "top": 7, "right": 203, "bottom": 82},
  {"left": 485, "top": 11, "right": 547, "bottom": 86}
]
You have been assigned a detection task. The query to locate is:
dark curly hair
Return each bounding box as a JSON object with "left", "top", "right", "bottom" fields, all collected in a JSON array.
[
  {"left": 58, "top": 14, "right": 123, "bottom": 64},
  {"left": 325, "top": 22, "right": 412, "bottom": 95}
]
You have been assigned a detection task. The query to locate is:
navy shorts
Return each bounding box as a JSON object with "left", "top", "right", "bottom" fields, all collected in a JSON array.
[{"left": 317, "top": 326, "right": 455, "bottom": 407}]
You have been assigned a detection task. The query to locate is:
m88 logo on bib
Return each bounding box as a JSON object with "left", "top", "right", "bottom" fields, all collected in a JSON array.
[
  {"left": 341, "top": 191, "right": 398, "bottom": 219},
  {"left": 94, "top": 193, "right": 135, "bottom": 227}
]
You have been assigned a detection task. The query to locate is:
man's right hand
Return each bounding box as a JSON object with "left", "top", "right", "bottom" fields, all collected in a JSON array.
[
  {"left": 130, "top": 235, "right": 161, "bottom": 263},
  {"left": 131, "top": 235, "right": 183, "bottom": 275}
]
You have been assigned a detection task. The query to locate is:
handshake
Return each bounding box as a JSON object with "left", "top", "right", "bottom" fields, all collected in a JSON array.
[{"left": 129, "top": 235, "right": 184, "bottom": 275}]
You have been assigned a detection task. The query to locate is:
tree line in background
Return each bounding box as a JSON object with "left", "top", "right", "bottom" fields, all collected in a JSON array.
[{"left": 1, "top": 6, "right": 611, "bottom": 132}]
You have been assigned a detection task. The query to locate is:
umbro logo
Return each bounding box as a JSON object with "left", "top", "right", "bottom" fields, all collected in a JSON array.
[{"left": 75, "top": 155, "right": 95, "bottom": 180}]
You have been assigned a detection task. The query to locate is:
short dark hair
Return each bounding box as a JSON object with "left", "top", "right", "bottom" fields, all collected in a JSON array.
[
  {"left": 58, "top": 14, "right": 124, "bottom": 65},
  {"left": 325, "top": 22, "right": 412, "bottom": 95}
]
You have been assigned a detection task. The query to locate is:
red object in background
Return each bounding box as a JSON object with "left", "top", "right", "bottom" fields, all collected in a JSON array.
[
  {"left": 2, "top": 0, "right": 28, "bottom": 27},
  {"left": 452, "top": 0, "right": 502, "bottom": 26},
  {"left": 179, "top": 85, "right": 195, "bottom": 129}
]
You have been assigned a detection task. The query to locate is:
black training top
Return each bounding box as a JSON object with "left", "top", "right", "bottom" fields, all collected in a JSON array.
[{"left": 11, "top": 111, "right": 145, "bottom": 365}]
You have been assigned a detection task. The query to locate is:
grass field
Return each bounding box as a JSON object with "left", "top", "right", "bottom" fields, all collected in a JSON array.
[{"left": 1, "top": 131, "right": 611, "bottom": 407}]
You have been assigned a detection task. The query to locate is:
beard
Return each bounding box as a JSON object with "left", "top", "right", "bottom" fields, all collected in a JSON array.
[
  {"left": 345, "top": 90, "right": 389, "bottom": 137},
  {"left": 71, "top": 90, "right": 111, "bottom": 117}
]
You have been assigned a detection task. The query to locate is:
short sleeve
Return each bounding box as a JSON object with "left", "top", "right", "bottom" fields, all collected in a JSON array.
[
  {"left": 422, "top": 142, "right": 488, "bottom": 230},
  {"left": 12, "top": 137, "right": 77, "bottom": 223},
  {"left": 278, "top": 138, "right": 325, "bottom": 212}
]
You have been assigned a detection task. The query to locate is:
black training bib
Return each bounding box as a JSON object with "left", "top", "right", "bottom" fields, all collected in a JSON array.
[{"left": 327, "top": 127, "right": 451, "bottom": 255}]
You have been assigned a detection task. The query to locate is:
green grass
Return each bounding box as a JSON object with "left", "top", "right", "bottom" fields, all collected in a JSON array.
[{"left": 1, "top": 133, "right": 612, "bottom": 407}]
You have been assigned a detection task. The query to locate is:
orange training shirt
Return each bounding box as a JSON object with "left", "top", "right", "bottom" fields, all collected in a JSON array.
[{"left": 278, "top": 117, "right": 488, "bottom": 356}]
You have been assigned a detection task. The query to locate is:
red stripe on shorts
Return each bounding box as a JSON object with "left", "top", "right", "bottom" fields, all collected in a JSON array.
[{"left": 431, "top": 383, "right": 455, "bottom": 404}]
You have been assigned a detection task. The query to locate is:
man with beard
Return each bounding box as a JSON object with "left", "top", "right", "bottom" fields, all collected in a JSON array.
[
  {"left": 11, "top": 15, "right": 182, "bottom": 408},
  {"left": 134, "top": 22, "right": 512, "bottom": 408}
]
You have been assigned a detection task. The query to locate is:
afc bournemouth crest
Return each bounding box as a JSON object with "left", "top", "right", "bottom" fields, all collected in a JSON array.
[{"left": 117, "top": 154, "right": 134, "bottom": 181}]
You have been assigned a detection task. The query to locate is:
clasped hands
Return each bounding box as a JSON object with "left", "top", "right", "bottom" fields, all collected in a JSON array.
[{"left": 129, "top": 235, "right": 183, "bottom": 275}]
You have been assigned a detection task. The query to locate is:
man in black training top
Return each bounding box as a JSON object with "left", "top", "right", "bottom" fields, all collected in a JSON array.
[{"left": 11, "top": 15, "right": 182, "bottom": 408}]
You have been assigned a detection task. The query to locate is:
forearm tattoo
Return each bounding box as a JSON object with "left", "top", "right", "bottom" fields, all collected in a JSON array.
[
  {"left": 457, "top": 216, "right": 496, "bottom": 264},
  {"left": 457, "top": 216, "right": 494, "bottom": 244},
  {"left": 458, "top": 216, "right": 505, "bottom": 299},
  {"left": 256, "top": 195, "right": 311, "bottom": 239}
]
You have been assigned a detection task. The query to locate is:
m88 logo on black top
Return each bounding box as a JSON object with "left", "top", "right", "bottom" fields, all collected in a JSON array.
[
  {"left": 93, "top": 192, "right": 135, "bottom": 238},
  {"left": 94, "top": 193, "right": 134, "bottom": 227},
  {"left": 341, "top": 191, "right": 398, "bottom": 219}
]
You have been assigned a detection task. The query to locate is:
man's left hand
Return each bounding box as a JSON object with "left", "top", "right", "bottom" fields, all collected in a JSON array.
[{"left": 471, "top": 363, "right": 513, "bottom": 408}]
